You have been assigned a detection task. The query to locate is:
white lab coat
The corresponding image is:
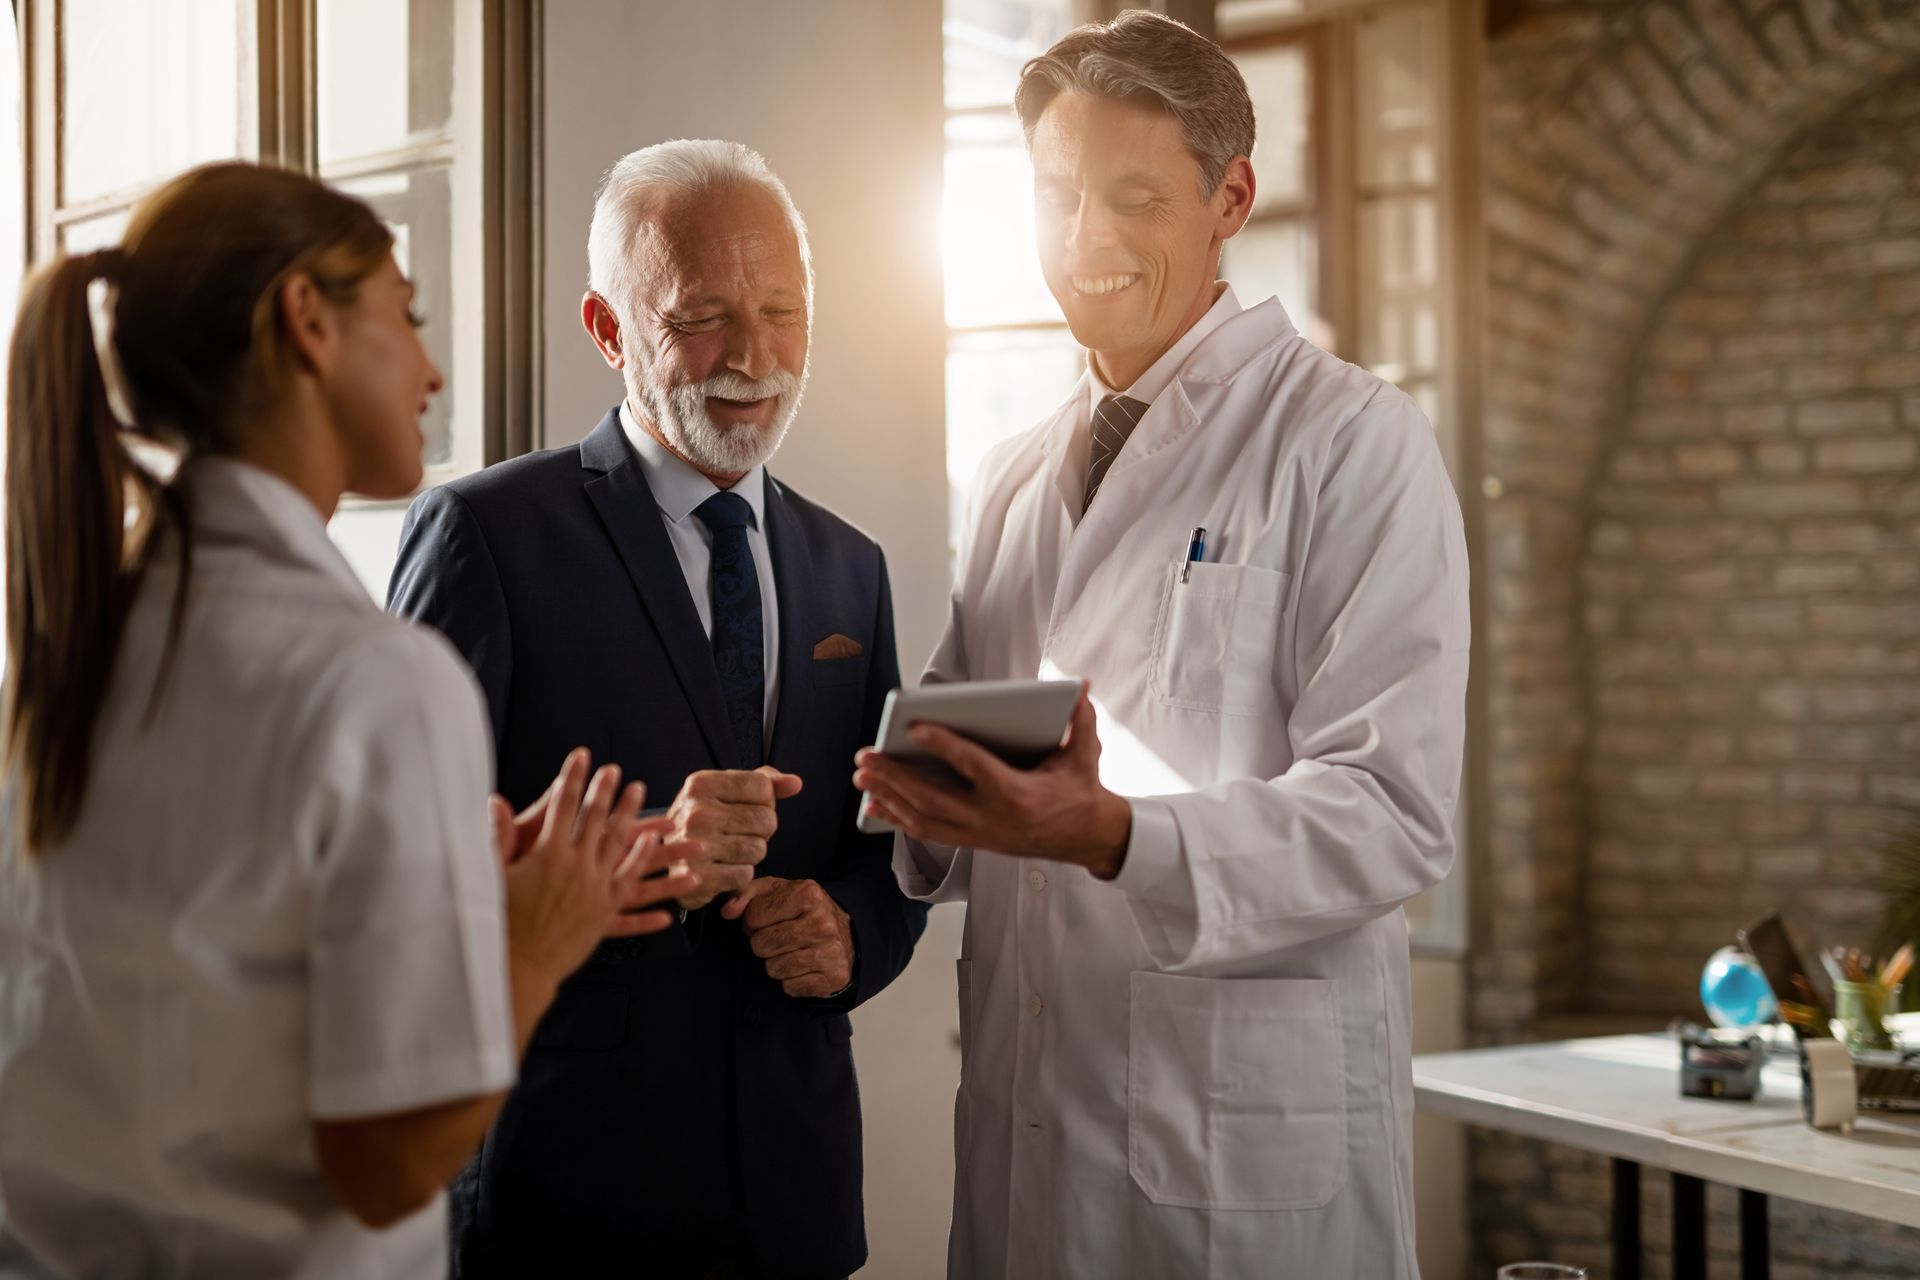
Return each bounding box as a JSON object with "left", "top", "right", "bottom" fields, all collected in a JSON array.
[
  {"left": 897, "top": 296, "right": 1469, "bottom": 1279},
  {"left": 0, "top": 459, "right": 514, "bottom": 1279}
]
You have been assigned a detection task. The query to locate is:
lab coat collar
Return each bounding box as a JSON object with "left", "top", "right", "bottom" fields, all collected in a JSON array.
[
  {"left": 1036, "top": 371, "right": 1093, "bottom": 517},
  {"left": 1167, "top": 294, "right": 1299, "bottom": 387},
  {"left": 184, "top": 456, "right": 370, "bottom": 603},
  {"left": 1035, "top": 294, "right": 1300, "bottom": 516},
  {"left": 1043, "top": 292, "right": 1296, "bottom": 463},
  {"left": 1038, "top": 372, "right": 1092, "bottom": 463},
  {"left": 1085, "top": 282, "right": 1241, "bottom": 410}
]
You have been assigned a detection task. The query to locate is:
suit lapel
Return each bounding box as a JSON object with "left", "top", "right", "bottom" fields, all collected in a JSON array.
[
  {"left": 763, "top": 475, "right": 815, "bottom": 773},
  {"left": 579, "top": 411, "right": 735, "bottom": 769}
]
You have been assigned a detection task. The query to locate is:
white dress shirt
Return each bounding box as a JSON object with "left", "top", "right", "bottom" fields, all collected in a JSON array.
[
  {"left": 620, "top": 402, "right": 781, "bottom": 752},
  {"left": 0, "top": 459, "right": 516, "bottom": 1279},
  {"left": 898, "top": 293, "right": 1469, "bottom": 1277}
]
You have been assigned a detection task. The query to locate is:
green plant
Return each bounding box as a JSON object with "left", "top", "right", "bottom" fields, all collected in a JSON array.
[{"left": 1876, "top": 818, "right": 1920, "bottom": 1009}]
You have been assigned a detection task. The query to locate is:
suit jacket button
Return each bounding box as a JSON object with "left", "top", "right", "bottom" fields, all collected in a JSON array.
[{"left": 741, "top": 1003, "right": 762, "bottom": 1025}]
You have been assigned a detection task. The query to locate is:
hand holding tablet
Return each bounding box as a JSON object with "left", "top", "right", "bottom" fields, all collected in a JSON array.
[{"left": 854, "top": 679, "right": 1083, "bottom": 836}]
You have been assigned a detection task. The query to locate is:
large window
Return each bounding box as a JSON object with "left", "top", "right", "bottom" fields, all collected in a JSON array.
[
  {"left": 939, "top": 0, "right": 1477, "bottom": 953},
  {"left": 1221, "top": 0, "right": 1473, "bottom": 953},
  {"left": 1220, "top": 1, "right": 1451, "bottom": 465},
  {"left": 941, "top": 0, "right": 1083, "bottom": 532},
  {"left": 21, "top": 0, "right": 538, "bottom": 591}
]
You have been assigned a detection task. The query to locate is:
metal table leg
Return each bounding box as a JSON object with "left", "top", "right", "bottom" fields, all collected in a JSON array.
[
  {"left": 1612, "top": 1157, "right": 1641, "bottom": 1280},
  {"left": 1673, "top": 1172, "right": 1707, "bottom": 1280},
  {"left": 1740, "top": 1188, "right": 1769, "bottom": 1280}
]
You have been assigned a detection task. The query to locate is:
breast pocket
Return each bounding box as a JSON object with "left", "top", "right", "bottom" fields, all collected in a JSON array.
[
  {"left": 1128, "top": 971, "right": 1347, "bottom": 1211},
  {"left": 1149, "top": 560, "right": 1290, "bottom": 715}
]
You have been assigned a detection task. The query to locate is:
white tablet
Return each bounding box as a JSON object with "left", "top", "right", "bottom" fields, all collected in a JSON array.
[{"left": 856, "top": 678, "right": 1083, "bottom": 835}]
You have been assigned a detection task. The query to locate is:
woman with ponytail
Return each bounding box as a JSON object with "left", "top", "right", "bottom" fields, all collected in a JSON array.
[{"left": 0, "top": 163, "right": 695, "bottom": 1278}]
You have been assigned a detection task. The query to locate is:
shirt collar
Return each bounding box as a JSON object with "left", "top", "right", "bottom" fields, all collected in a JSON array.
[
  {"left": 184, "top": 457, "right": 370, "bottom": 601},
  {"left": 1087, "top": 282, "right": 1241, "bottom": 410},
  {"left": 620, "top": 399, "right": 767, "bottom": 529}
]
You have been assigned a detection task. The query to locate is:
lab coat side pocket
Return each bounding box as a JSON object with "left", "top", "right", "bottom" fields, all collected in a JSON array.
[
  {"left": 1127, "top": 971, "right": 1347, "bottom": 1211},
  {"left": 1149, "top": 561, "right": 1290, "bottom": 716}
]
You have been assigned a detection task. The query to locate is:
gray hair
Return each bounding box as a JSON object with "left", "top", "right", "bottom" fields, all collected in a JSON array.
[
  {"left": 1013, "top": 10, "right": 1255, "bottom": 197},
  {"left": 586, "top": 138, "right": 813, "bottom": 320}
]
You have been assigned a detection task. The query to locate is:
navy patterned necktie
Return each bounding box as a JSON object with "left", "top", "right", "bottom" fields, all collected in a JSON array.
[
  {"left": 1085, "top": 393, "right": 1148, "bottom": 514},
  {"left": 694, "top": 491, "right": 764, "bottom": 767}
]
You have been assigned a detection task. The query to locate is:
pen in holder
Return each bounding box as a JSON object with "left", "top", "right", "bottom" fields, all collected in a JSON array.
[
  {"left": 1835, "top": 980, "right": 1902, "bottom": 1051},
  {"left": 1827, "top": 942, "right": 1911, "bottom": 1052}
]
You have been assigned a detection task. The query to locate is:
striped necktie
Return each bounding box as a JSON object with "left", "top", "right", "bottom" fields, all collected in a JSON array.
[{"left": 1084, "top": 392, "right": 1148, "bottom": 513}]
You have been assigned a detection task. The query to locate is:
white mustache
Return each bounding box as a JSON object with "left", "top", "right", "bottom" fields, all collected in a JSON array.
[{"left": 688, "top": 369, "right": 799, "bottom": 404}]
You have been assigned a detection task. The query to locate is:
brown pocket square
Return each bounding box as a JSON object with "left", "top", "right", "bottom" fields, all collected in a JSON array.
[{"left": 813, "top": 633, "right": 864, "bottom": 661}]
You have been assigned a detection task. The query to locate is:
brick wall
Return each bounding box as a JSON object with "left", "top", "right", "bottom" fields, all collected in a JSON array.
[
  {"left": 1584, "top": 75, "right": 1920, "bottom": 1015},
  {"left": 1479, "top": 0, "right": 1920, "bottom": 1045},
  {"left": 1470, "top": 1, "right": 1920, "bottom": 1275}
]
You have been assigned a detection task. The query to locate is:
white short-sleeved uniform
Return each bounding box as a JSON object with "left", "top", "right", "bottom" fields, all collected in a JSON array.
[{"left": 0, "top": 459, "right": 516, "bottom": 1279}]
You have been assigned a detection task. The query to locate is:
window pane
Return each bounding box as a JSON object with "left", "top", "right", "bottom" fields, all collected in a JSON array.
[
  {"left": 1355, "top": 5, "right": 1436, "bottom": 190},
  {"left": 61, "top": 0, "right": 242, "bottom": 205},
  {"left": 945, "top": 0, "right": 1077, "bottom": 110},
  {"left": 945, "top": 328, "right": 1081, "bottom": 517},
  {"left": 1222, "top": 217, "right": 1315, "bottom": 337},
  {"left": 1356, "top": 194, "right": 1437, "bottom": 381},
  {"left": 316, "top": 0, "right": 456, "bottom": 164},
  {"left": 59, "top": 207, "right": 131, "bottom": 255},
  {"left": 1218, "top": 0, "right": 1355, "bottom": 38},
  {"left": 1234, "top": 42, "right": 1310, "bottom": 215},
  {"left": 943, "top": 115, "right": 1059, "bottom": 330},
  {"left": 329, "top": 504, "right": 411, "bottom": 600},
  {"left": 337, "top": 167, "right": 456, "bottom": 468}
]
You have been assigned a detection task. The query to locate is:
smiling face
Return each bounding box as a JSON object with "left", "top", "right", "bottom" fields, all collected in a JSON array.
[
  {"left": 1029, "top": 92, "right": 1254, "bottom": 389},
  {"left": 582, "top": 181, "right": 811, "bottom": 482},
  {"left": 321, "top": 255, "right": 444, "bottom": 499}
]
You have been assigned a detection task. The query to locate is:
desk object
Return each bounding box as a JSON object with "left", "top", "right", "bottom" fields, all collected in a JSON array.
[
  {"left": 1415, "top": 1033, "right": 1920, "bottom": 1280},
  {"left": 1677, "top": 1023, "right": 1763, "bottom": 1101},
  {"left": 1801, "top": 1039, "right": 1857, "bottom": 1130}
]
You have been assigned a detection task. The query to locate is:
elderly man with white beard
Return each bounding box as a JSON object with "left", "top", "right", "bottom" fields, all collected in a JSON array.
[{"left": 389, "top": 139, "right": 928, "bottom": 1280}]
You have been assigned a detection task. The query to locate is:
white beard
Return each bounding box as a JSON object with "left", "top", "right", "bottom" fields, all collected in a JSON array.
[{"left": 632, "top": 358, "right": 807, "bottom": 476}]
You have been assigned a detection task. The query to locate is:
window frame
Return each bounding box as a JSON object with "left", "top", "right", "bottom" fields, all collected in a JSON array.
[
  {"left": 1219, "top": 23, "right": 1337, "bottom": 349},
  {"left": 1224, "top": 0, "right": 1482, "bottom": 959},
  {"left": 18, "top": 0, "right": 542, "bottom": 485}
]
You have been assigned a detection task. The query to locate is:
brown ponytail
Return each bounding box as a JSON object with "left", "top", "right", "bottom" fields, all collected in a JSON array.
[
  {"left": 2, "top": 163, "right": 394, "bottom": 857},
  {"left": 3, "top": 250, "right": 139, "bottom": 854}
]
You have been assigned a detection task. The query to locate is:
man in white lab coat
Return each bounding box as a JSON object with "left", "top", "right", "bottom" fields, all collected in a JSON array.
[{"left": 853, "top": 11, "right": 1468, "bottom": 1279}]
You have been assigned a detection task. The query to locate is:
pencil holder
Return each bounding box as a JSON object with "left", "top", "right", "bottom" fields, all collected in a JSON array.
[{"left": 1834, "top": 980, "right": 1901, "bottom": 1051}]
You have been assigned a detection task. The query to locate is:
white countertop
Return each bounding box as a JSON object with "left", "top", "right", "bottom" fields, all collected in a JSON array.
[{"left": 1412, "top": 1033, "right": 1920, "bottom": 1227}]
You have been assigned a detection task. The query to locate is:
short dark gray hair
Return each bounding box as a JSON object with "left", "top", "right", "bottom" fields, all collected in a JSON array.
[{"left": 1014, "top": 10, "right": 1256, "bottom": 197}]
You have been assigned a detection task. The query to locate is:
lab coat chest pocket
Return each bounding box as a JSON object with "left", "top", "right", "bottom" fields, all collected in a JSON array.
[
  {"left": 1150, "top": 561, "right": 1290, "bottom": 715},
  {"left": 1128, "top": 972, "right": 1346, "bottom": 1211}
]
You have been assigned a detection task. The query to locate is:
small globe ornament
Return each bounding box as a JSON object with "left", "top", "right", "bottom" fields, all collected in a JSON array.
[{"left": 1700, "top": 945, "right": 1778, "bottom": 1029}]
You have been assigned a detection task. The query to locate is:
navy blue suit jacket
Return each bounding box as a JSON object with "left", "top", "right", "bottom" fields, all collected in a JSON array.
[{"left": 388, "top": 410, "right": 927, "bottom": 1278}]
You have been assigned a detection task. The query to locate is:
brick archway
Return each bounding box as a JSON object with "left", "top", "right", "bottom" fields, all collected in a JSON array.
[{"left": 1476, "top": 0, "right": 1920, "bottom": 1040}]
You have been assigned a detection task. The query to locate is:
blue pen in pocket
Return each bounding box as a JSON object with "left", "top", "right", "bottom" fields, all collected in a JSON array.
[{"left": 1181, "top": 526, "right": 1206, "bottom": 583}]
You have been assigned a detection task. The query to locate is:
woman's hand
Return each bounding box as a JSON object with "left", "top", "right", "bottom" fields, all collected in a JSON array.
[{"left": 316, "top": 750, "right": 699, "bottom": 1233}]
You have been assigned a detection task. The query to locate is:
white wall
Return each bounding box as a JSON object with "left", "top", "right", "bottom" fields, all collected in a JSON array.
[
  {"left": 541, "top": 5, "right": 959, "bottom": 1276},
  {"left": 540, "top": 0, "right": 951, "bottom": 680}
]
